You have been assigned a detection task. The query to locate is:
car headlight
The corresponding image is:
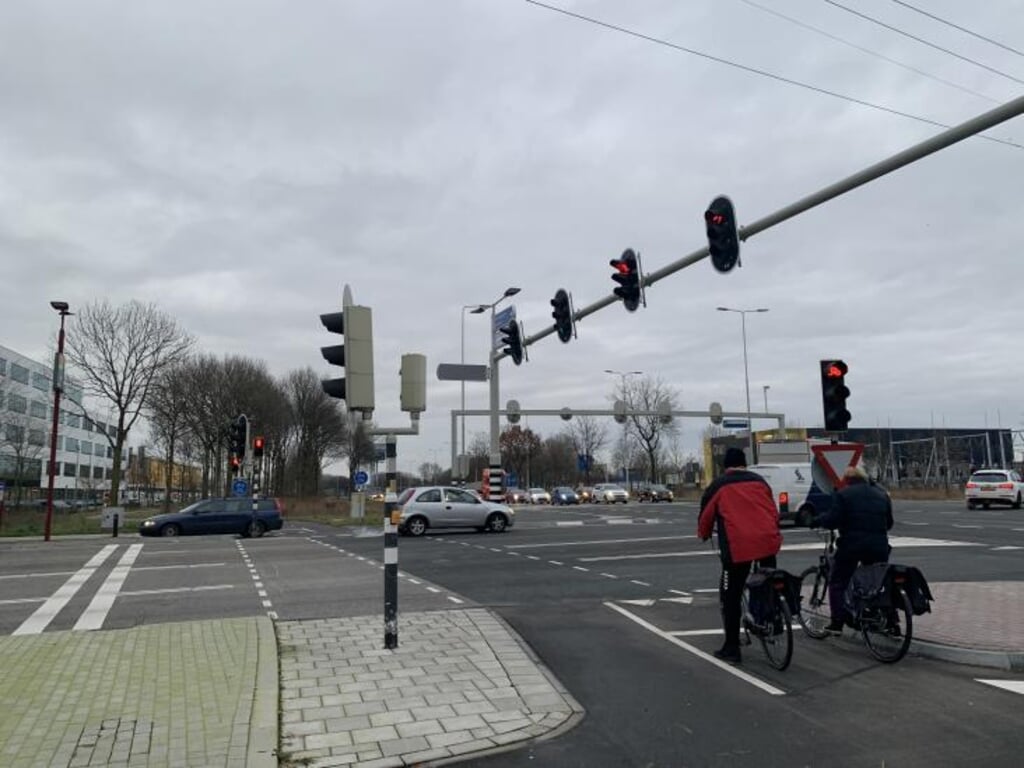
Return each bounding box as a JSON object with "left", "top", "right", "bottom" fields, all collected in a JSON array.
[{"left": 142, "top": 520, "right": 155, "bottom": 527}]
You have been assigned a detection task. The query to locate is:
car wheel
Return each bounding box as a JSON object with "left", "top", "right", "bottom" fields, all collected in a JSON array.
[
  {"left": 966, "top": 500, "right": 975, "bottom": 510},
  {"left": 406, "top": 516, "right": 428, "bottom": 536},
  {"left": 486, "top": 513, "right": 509, "bottom": 533},
  {"left": 160, "top": 523, "right": 181, "bottom": 537},
  {"left": 1015, "top": 494, "right": 1022, "bottom": 510},
  {"left": 247, "top": 520, "right": 266, "bottom": 538},
  {"left": 982, "top": 502, "right": 991, "bottom": 509}
]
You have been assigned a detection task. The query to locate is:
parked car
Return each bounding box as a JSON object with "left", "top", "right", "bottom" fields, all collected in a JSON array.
[
  {"left": 528, "top": 488, "right": 552, "bottom": 504},
  {"left": 592, "top": 483, "right": 629, "bottom": 504},
  {"left": 396, "top": 486, "right": 515, "bottom": 536},
  {"left": 139, "top": 497, "right": 285, "bottom": 537},
  {"left": 505, "top": 487, "right": 531, "bottom": 504},
  {"left": 551, "top": 487, "right": 579, "bottom": 505},
  {"left": 636, "top": 483, "right": 674, "bottom": 503},
  {"left": 965, "top": 469, "right": 1024, "bottom": 509},
  {"left": 576, "top": 486, "right": 596, "bottom": 503}
]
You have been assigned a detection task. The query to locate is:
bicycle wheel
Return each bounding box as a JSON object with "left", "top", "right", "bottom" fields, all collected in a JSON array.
[
  {"left": 861, "top": 589, "right": 913, "bottom": 663},
  {"left": 798, "top": 566, "right": 831, "bottom": 640},
  {"left": 759, "top": 591, "right": 793, "bottom": 670}
]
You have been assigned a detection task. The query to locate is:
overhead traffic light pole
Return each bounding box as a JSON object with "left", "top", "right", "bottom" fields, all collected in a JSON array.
[{"left": 505, "top": 93, "right": 1024, "bottom": 357}]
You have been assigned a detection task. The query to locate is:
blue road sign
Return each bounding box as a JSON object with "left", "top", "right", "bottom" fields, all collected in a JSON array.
[
  {"left": 492, "top": 306, "right": 516, "bottom": 349},
  {"left": 232, "top": 478, "right": 249, "bottom": 497},
  {"left": 354, "top": 470, "right": 369, "bottom": 486},
  {"left": 506, "top": 472, "right": 518, "bottom": 488},
  {"left": 577, "top": 454, "right": 592, "bottom": 472},
  {"left": 722, "top": 419, "right": 749, "bottom": 430}
]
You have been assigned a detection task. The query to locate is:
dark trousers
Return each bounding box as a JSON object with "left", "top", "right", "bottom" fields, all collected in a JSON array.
[
  {"left": 828, "top": 550, "right": 888, "bottom": 622},
  {"left": 720, "top": 555, "right": 777, "bottom": 649}
]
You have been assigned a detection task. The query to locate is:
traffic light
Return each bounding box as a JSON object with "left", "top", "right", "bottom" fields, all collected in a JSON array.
[
  {"left": 550, "top": 288, "right": 574, "bottom": 343},
  {"left": 320, "top": 305, "right": 375, "bottom": 412},
  {"left": 253, "top": 435, "right": 265, "bottom": 460},
  {"left": 230, "top": 455, "right": 241, "bottom": 475},
  {"left": 705, "top": 195, "right": 741, "bottom": 273},
  {"left": 229, "top": 415, "right": 248, "bottom": 458},
  {"left": 820, "top": 359, "right": 851, "bottom": 432},
  {"left": 609, "top": 249, "right": 642, "bottom": 312},
  {"left": 500, "top": 319, "right": 524, "bottom": 366}
]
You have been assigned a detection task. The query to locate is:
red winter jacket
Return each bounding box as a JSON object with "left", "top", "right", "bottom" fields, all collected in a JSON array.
[{"left": 697, "top": 468, "right": 782, "bottom": 565}]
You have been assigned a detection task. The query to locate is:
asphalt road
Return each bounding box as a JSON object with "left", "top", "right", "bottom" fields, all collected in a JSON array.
[{"left": 1, "top": 499, "right": 1022, "bottom": 766}]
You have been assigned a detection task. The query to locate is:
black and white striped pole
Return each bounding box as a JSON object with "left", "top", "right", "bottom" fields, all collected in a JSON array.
[{"left": 383, "top": 434, "right": 399, "bottom": 649}]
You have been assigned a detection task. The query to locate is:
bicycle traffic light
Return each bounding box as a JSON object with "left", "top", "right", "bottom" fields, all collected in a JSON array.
[
  {"left": 820, "top": 359, "right": 851, "bottom": 432},
  {"left": 499, "top": 319, "right": 524, "bottom": 366},
  {"left": 230, "top": 455, "right": 241, "bottom": 475},
  {"left": 705, "top": 195, "right": 741, "bottom": 273},
  {"left": 609, "top": 249, "right": 642, "bottom": 312},
  {"left": 550, "top": 288, "right": 574, "bottom": 343},
  {"left": 320, "top": 305, "right": 375, "bottom": 412},
  {"left": 253, "top": 435, "right": 265, "bottom": 460},
  {"left": 229, "top": 415, "right": 248, "bottom": 458}
]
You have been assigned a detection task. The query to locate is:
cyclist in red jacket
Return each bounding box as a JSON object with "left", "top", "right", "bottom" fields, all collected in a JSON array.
[{"left": 698, "top": 447, "right": 783, "bottom": 663}]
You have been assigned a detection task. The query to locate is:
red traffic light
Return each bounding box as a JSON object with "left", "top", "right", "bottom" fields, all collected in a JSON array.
[
  {"left": 825, "top": 361, "right": 848, "bottom": 379},
  {"left": 230, "top": 456, "right": 241, "bottom": 468},
  {"left": 254, "top": 436, "right": 265, "bottom": 451},
  {"left": 612, "top": 260, "right": 632, "bottom": 275}
]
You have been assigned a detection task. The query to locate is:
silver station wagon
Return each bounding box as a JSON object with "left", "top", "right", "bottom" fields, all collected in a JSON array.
[{"left": 396, "top": 486, "right": 515, "bottom": 536}]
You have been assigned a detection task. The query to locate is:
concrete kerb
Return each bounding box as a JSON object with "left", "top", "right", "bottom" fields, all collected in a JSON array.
[
  {"left": 910, "top": 640, "right": 1024, "bottom": 671},
  {"left": 248, "top": 616, "right": 279, "bottom": 767}
]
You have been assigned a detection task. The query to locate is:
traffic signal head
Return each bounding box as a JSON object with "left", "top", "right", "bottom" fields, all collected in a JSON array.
[
  {"left": 550, "top": 288, "right": 574, "bottom": 343},
  {"left": 230, "top": 455, "right": 241, "bottom": 475},
  {"left": 705, "top": 195, "right": 741, "bottom": 273},
  {"left": 500, "top": 319, "right": 524, "bottom": 366},
  {"left": 229, "top": 415, "right": 248, "bottom": 458},
  {"left": 609, "top": 249, "right": 641, "bottom": 312},
  {"left": 320, "top": 304, "right": 375, "bottom": 412},
  {"left": 820, "top": 359, "right": 851, "bottom": 432},
  {"left": 253, "top": 435, "right": 265, "bottom": 459}
]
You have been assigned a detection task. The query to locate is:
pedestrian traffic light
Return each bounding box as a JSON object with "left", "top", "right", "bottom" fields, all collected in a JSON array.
[
  {"left": 609, "top": 249, "right": 642, "bottom": 312},
  {"left": 820, "top": 359, "right": 851, "bottom": 432},
  {"left": 253, "top": 435, "right": 265, "bottom": 460},
  {"left": 550, "top": 288, "right": 574, "bottom": 343},
  {"left": 320, "top": 305, "right": 375, "bottom": 412},
  {"left": 229, "top": 415, "right": 248, "bottom": 458},
  {"left": 230, "top": 455, "right": 241, "bottom": 475},
  {"left": 705, "top": 195, "right": 741, "bottom": 273},
  {"left": 500, "top": 319, "right": 524, "bottom": 366}
]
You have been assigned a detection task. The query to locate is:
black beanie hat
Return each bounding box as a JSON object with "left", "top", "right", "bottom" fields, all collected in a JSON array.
[{"left": 723, "top": 447, "right": 747, "bottom": 469}]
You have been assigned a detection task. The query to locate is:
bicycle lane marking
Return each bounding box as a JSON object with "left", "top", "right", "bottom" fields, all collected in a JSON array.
[
  {"left": 604, "top": 602, "right": 786, "bottom": 696},
  {"left": 74, "top": 544, "right": 144, "bottom": 630},
  {"left": 12, "top": 544, "right": 119, "bottom": 636}
]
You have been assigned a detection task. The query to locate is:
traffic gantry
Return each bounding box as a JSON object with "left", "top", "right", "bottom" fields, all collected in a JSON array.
[
  {"left": 320, "top": 305, "right": 375, "bottom": 413},
  {"left": 550, "top": 288, "right": 574, "bottom": 343},
  {"left": 820, "top": 359, "right": 851, "bottom": 432},
  {"left": 705, "top": 195, "right": 741, "bottom": 273},
  {"left": 610, "top": 249, "right": 642, "bottom": 312}
]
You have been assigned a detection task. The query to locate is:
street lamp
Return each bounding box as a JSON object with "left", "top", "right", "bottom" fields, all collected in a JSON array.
[
  {"left": 45, "top": 300, "right": 73, "bottom": 542},
  {"left": 763, "top": 385, "right": 770, "bottom": 413},
  {"left": 460, "top": 303, "right": 491, "bottom": 474},
  {"left": 717, "top": 306, "right": 769, "bottom": 463},
  {"left": 604, "top": 369, "right": 643, "bottom": 490},
  {"left": 483, "top": 287, "right": 521, "bottom": 497}
]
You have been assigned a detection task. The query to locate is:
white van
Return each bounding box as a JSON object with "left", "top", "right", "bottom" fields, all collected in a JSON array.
[{"left": 748, "top": 463, "right": 832, "bottom": 527}]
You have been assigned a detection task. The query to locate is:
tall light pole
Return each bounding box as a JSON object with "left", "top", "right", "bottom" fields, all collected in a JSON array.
[
  {"left": 45, "top": 301, "right": 72, "bottom": 542},
  {"left": 717, "top": 306, "right": 769, "bottom": 463},
  {"left": 485, "top": 287, "right": 521, "bottom": 497},
  {"left": 604, "top": 369, "right": 642, "bottom": 490},
  {"left": 763, "top": 385, "right": 770, "bottom": 413},
  {"left": 460, "top": 303, "right": 490, "bottom": 475}
]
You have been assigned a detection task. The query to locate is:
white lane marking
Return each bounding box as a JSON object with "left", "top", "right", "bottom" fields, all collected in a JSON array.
[
  {"left": 74, "top": 544, "right": 144, "bottom": 631},
  {"left": 992, "top": 546, "right": 1024, "bottom": 551},
  {"left": 262, "top": 599, "right": 273, "bottom": 608},
  {"left": 953, "top": 524, "right": 982, "bottom": 529},
  {"left": 507, "top": 552, "right": 521, "bottom": 557},
  {"left": 661, "top": 596, "right": 694, "bottom": 604},
  {"left": 902, "top": 522, "right": 929, "bottom": 526},
  {"left": 977, "top": 679, "right": 1024, "bottom": 695},
  {"left": 408, "top": 578, "right": 422, "bottom": 585},
  {"left": 694, "top": 588, "right": 719, "bottom": 593},
  {"left": 607, "top": 519, "right": 633, "bottom": 525},
  {"left": 0, "top": 597, "right": 46, "bottom": 605},
  {"left": 526, "top": 555, "right": 540, "bottom": 561},
  {"left": 605, "top": 603, "right": 785, "bottom": 696},
  {"left": 268, "top": 611, "right": 279, "bottom": 620},
  {"left": 133, "top": 562, "right": 227, "bottom": 572},
  {"left": 631, "top": 580, "right": 650, "bottom": 587},
  {"left": 0, "top": 571, "right": 76, "bottom": 580},
  {"left": 549, "top": 560, "right": 564, "bottom": 566},
  {"left": 621, "top": 599, "right": 657, "bottom": 607},
  {"left": 426, "top": 587, "right": 441, "bottom": 593},
  {"left": 447, "top": 596, "right": 464, "bottom": 604},
  {"left": 555, "top": 521, "right": 584, "bottom": 527},
  {"left": 600, "top": 573, "right": 618, "bottom": 579},
  {"left": 573, "top": 566, "right": 590, "bottom": 572},
  {"left": 1013, "top": 528, "right": 1024, "bottom": 532},
  {"left": 254, "top": 581, "right": 263, "bottom": 588},
  {"left": 668, "top": 629, "right": 723, "bottom": 637},
  {"left": 257, "top": 590, "right": 268, "bottom": 598},
  {"left": 490, "top": 548, "right": 502, "bottom": 553},
  {"left": 120, "top": 585, "right": 234, "bottom": 597},
  {"left": 13, "top": 545, "right": 118, "bottom": 636},
  {"left": 669, "top": 589, "right": 691, "bottom": 596},
  {"left": 507, "top": 535, "right": 691, "bottom": 549}
]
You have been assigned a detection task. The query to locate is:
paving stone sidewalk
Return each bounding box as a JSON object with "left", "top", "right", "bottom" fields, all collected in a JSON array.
[
  {"left": 277, "top": 609, "right": 583, "bottom": 768},
  {"left": 0, "top": 617, "right": 277, "bottom": 768}
]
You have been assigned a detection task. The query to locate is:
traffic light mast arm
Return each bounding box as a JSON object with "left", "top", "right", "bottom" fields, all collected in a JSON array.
[{"left": 510, "top": 94, "right": 1024, "bottom": 356}]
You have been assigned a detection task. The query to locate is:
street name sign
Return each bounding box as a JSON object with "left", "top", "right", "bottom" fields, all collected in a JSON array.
[{"left": 436, "top": 364, "right": 489, "bottom": 381}]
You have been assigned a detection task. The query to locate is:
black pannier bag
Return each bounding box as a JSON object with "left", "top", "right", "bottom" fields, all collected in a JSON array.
[
  {"left": 746, "top": 569, "right": 802, "bottom": 624},
  {"left": 844, "top": 563, "right": 934, "bottom": 617}
]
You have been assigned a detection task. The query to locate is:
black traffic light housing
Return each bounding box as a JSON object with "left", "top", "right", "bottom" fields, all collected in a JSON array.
[
  {"left": 229, "top": 415, "right": 248, "bottom": 458},
  {"left": 610, "top": 248, "right": 642, "bottom": 312},
  {"left": 705, "top": 195, "right": 741, "bottom": 273},
  {"left": 230, "top": 455, "right": 242, "bottom": 475},
  {"left": 550, "top": 288, "right": 574, "bottom": 343},
  {"left": 500, "top": 319, "right": 524, "bottom": 366},
  {"left": 820, "top": 359, "right": 851, "bottom": 432},
  {"left": 253, "top": 435, "right": 265, "bottom": 460}
]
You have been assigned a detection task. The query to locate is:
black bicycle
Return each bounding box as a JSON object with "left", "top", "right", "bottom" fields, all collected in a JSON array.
[
  {"left": 798, "top": 529, "right": 913, "bottom": 663},
  {"left": 740, "top": 564, "right": 796, "bottom": 670}
]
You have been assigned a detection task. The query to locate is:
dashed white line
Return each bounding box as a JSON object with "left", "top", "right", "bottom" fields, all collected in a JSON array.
[
  {"left": 600, "top": 573, "right": 618, "bottom": 579},
  {"left": 120, "top": 585, "right": 234, "bottom": 597},
  {"left": 526, "top": 555, "right": 540, "bottom": 561},
  {"left": 426, "top": 587, "right": 441, "bottom": 593},
  {"left": 631, "top": 579, "right": 651, "bottom": 587},
  {"left": 447, "top": 596, "right": 464, "bottom": 604},
  {"left": 573, "top": 566, "right": 590, "bottom": 572},
  {"left": 549, "top": 560, "right": 564, "bottom": 566},
  {"left": 507, "top": 552, "right": 520, "bottom": 557},
  {"left": 408, "top": 578, "right": 422, "bottom": 585}
]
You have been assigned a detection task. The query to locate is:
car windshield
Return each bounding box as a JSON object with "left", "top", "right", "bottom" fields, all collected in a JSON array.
[
  {"left": 971, "top": 472, "right": 1009, "bottom": 482},
  {"left": 529, "top": 488, "right": 545, "bottom": 493},
  {"left": 397, "top": 488, "right": 415, "bottom": 505}
]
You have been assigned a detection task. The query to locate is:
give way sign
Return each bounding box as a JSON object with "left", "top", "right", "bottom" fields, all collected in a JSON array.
[{"left": 811, "top": 442, "right": 864, "bottom": 493}]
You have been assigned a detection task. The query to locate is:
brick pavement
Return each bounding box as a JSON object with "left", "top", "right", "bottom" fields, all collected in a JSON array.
[
  {"left": 915, "top": 581, "right": 1024, "bottom": 652},
  {"left": 277, "top": 609, "right": 582, "bottom": 768}
]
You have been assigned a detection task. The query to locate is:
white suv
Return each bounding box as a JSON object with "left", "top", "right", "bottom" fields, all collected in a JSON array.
[
  {"left": 593, "top": 483, "right": 629, "bottom": 504},
  {"left": 965, "top": 469, "right": 1024, "bottom": 509}
]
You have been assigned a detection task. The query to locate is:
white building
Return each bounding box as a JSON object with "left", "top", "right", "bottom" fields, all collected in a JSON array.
[{"left": 0, "top": 344, "right": 125, "bottom": 501}]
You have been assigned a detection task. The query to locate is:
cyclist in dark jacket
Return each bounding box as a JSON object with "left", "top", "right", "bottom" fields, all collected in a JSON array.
[
  {"left": 814, "top": 465, "right": 893, "bottom": 632},
  {"left": 698, "top": 447, "right": 782, "bottom": 663}
]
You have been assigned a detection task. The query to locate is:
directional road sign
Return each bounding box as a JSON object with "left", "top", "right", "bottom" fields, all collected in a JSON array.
[
  {"left": 232, "top": 478, "right": 249, "bottom": 497},
  {"left": 492, "top": 306, "right": 516, "bottom": 350},
  {"left": 436, "top": 364, "right": 489, "bottom": 382},
  {"left": 722, "top": 419, "right": 749, "bottom": 430}
]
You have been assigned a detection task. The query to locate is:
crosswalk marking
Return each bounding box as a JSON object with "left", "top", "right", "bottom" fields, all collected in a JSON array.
[
  {"left": 74, "top": 544, "right": 144, "bottom": 631},
  {"left": 13, "top": 545, "right": 119, "bottom": 636}
]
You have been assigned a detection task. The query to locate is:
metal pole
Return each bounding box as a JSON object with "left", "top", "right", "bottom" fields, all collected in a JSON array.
[
  {"left": 460, "top": 308, "right": 467, "bottom": 471},
  {"left": 44, "top": 311, "right": 67, "bottom": 542},
  {"left": 740, "top": 312, "right": 754, "bottom": 462},
  {"left": 762, "top": 385, "right": 770, "bottom": 413},
  {"left": 488, "top": 342, "right": 501, "bottom": 500},
  {"left": 383, "top": 434, "right": 398, "bottom": 649}
]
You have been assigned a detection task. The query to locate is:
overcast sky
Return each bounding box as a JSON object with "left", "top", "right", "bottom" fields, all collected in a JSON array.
[{"left": 2, "top": 0, "right": 1022, "bottom": 475}]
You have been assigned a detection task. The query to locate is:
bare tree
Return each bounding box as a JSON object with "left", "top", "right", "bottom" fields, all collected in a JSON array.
[
  {"left": 541, "top": 433, "right": 576, "bottom": 487},
  {"left": 147, "top": 362, "right": 193, "bottom": 511},
  {"left": 622, "top": 375, "right": 681, "bottom": 483},
  {"left": 500, "top": 426, "right": 541, "bottom": 487},
  {"left": 0, "top": 380, "right": 47, "bottom": 507},
  {"left": 64, "top": 300, "right": 193, "bottom": 506},
  {"left": 283, "top": 367, "right": 347, "bottom": 496},
  {"left": 565, "top": 415, "right": 608, "bottom": 485}
]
